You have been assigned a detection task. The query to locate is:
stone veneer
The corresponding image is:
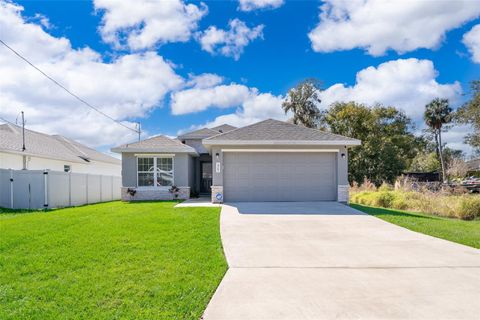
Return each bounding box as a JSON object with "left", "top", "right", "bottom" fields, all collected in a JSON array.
[
  {"left": 337, "top": 185, "right": 349, "bottom": 203},
  {"left": 121, "top": 187, "right": 190, "bottom": 201},
  {"left": 211, "top": 186, "right": 224, "bottom": 203}
]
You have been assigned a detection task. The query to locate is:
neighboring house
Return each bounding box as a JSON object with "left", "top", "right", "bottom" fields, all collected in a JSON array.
[
  {"left": 112, "top": 119, "right": 360, "bottom": 203},
  {"left": 0, "top": 123, "right": 121, "bottom": 176},
  {"left": 466, "top": 158, "right": 480, "bottom": 176}
]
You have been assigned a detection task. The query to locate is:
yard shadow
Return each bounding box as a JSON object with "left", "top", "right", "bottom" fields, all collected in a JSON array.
[
  {"left": 228, "top": 202, "right": 366, "bottom": 215},
  {"left": 350, "top": 203, "right": 437, "bottom": 220}
]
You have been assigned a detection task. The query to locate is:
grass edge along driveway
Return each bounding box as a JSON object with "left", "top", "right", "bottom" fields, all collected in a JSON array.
[
  {"left": 351, "top": 203, "right": 480, "bottom": 249},
  {"left": 0, "top": 201, "right": 227, "bottom": 320}
]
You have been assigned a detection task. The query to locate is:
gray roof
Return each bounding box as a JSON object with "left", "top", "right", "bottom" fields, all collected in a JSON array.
[
  {"left": 177, "top": 128, "right": 220, "bottom": 140},
  {"left": 178, "top": 123, "right": 237, "bottom": 140},
  {"left": 210, "top": 124, "right": 237, "bottom": 133},
  {"left": 111, "top": 135, "right": 197, "bottom": 154},
  {"left": 0, "top": 123, "right": 120, "bottom": 164},
  {"left": 203, "top": 119, "right": 361, "bottom": 145}
]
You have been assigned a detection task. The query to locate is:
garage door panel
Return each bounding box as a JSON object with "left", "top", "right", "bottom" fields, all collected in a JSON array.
[{"left": 224, "top": 152, "right": 337, "bottom": 202}]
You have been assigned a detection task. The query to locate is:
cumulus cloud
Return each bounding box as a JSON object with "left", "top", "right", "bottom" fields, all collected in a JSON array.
[
  {"left": 308, "top": 0, "right": 480, "bottom": 56},
  {"left": 94, "top": 0, "right": 207, "bottom": 50},
  {"left": 320, "top": 59, "right": 462, "bottom": 120},
  {"left": 0, "top": 1, "right": 183, "bottom": 147},
  {"left": 171, "top": 84, "right": 254, "bottom": 115},
  {"left": 185, "top": 73, "right": 223, "bottom": 89},
  {"left": 197, "top": 18, "right": 264, "bottom": 60},
  {"left": 238, "top": 0, "right": 284, "bottom": 12},
  {"left": 463, "top": 24, "right": 480, "bottom": 63}
]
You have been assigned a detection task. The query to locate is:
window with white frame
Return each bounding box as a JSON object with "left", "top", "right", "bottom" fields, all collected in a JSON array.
[{"left": 137, "top": 157, "right": 173, "bottom": 187}]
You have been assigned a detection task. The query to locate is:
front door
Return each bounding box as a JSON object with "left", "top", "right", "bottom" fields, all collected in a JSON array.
[{"left": 200, "top": 162, "right": 212, "bottom": 194}]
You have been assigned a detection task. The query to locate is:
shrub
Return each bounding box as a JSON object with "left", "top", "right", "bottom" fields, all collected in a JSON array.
[
  {"left": 378, "top": 182, "right": 392, "bottom": 192},
  {"left": 457, "top": 197, "right": 480, "bottom": 220},
  {"left": 376, "top": 192, "right": 395, "bottom": 208}
]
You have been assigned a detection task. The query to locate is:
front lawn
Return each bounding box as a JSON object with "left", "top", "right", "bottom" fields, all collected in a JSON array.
[
  {"left": 351, "top": 203, "right": 480, "bottom": 249},
  {"left": 0, "top": 201, "right": 227, "bottom": 319}
]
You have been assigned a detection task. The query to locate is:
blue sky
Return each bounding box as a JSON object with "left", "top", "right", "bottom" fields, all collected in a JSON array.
[{"left": 1, "top": 0, "right": 479, "bottom": 155}]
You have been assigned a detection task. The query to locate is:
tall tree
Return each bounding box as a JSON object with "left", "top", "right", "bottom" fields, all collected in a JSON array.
[
  {"left": 282, "top": 79, "right": 322, "bottom": 128},
  {"left": 456, "top": 80, "right": 480, "bottom": 153},
  {"left": 424, "top": 98, "right": 452, "bottom": 182},
  {"left": 319, "top": 102, "right": 420, "bottom": 186}
]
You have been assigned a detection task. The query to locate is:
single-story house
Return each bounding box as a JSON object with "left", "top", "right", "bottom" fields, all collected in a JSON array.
[
  {"left": 112, "top": 119, "right": 360, "bottom": 203},
  {"left": 0, "top": 123, "right": 121, "bottom": 176}
]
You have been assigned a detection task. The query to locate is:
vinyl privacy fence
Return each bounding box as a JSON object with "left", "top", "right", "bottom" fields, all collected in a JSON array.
[{"left": 0, "top": 169, "right": 121, "bottom": 209}]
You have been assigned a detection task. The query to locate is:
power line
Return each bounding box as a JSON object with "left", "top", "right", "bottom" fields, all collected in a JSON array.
[{"left": 0, "top": 39, "right": 139, "bottom": 134}]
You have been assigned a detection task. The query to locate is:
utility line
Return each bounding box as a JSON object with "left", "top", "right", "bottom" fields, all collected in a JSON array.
[{"left": 0, "top": 39, "right": 139, "bottom": 134}]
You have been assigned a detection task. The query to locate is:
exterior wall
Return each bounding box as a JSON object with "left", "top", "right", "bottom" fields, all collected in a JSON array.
[
  {"left": 210, "top": 144, "right": 350, "bottom": 203},
  {"left": 184, "top": 139, "right": 209, "bottom": 154},
  {"left": 0, "top": 151, "right": 121, "bottom": 176},
  {"left": 120, "top": 152, "right": 193, "bottom": 201},
  {"left": 121, "top": 186, "right": 190, "bottom": 201}
]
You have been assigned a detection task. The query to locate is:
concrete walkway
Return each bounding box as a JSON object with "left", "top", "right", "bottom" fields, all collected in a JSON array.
[{"left": 203, "top": 202, "right": 480, "bottom": 320}]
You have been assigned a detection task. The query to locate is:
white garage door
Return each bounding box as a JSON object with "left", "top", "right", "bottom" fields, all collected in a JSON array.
[{"left": 223, "top": 152, "right": 337, "bottom": 202}]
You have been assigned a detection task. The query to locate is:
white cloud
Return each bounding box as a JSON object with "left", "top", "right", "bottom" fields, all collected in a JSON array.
[
  {"left": 186, "top": 73, "right": 223, "bottom": 89},
  {"left": 463, "top": 24, "right": 480, "bottom": 63},
  {"left": 94, "top": 0, "right": 207, "bottom": 50},
  {"left": 320, "top": 58, "right": 462, "bottom": 120},
  {"left": 238, "top": 0, "right": 284, "bottom": 12},
  {"left": 309, "top": 0, "right": 480, "bottom": 56},
  {"left": 171, "top": 84, "right": 254, "bottom": 115},
  {"left": 197, "top": 18, "right": 264, "bottom": 60},
  {"left": 0, "top": 1, "right": 183, "bottom": 148}
]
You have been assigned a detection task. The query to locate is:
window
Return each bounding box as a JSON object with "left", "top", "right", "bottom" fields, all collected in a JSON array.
[
  {"left": 64, "top": 165, "right": 71, "bottom": 172},
  {"left": 137, "top": 157, "right": 173, "bottom": 187}
]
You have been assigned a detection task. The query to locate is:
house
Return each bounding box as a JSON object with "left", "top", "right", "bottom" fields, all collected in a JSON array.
[
  {"left": 0, "top": 123, "right": 121, "bottom": 176},
  {"left": 112, "top": 119, "right": 360, "bottom": 203}
]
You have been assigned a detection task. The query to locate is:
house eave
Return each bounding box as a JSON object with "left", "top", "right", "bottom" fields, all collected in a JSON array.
[
  {"left": 110, "top": 147, "right": 198, "bottom": 155},
  {"left": 202, "top": 140, "right": 361, "bottom": 146}
]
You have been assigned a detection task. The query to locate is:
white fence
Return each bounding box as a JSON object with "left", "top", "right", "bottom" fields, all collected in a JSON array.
[{"left": 0, "top": 169, "right": 121, "bottom": 209}]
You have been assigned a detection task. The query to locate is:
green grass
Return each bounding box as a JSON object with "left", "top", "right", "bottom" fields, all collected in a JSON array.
[
  {"left": 351, "top": 203, "right": 480, "bottom": 249},
  {"left": 0, "top": 201, "right": 227, "bottom": 319}
]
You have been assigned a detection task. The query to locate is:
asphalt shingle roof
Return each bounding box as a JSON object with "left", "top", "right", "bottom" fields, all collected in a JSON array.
[
  {"left": 210, "top": 124, "right": 237, "bottom": 133},
  {"left": 177, "top": 124, "right": 237, "bottom": 140},
  {"left": 204, "top": 119, "right": 360, "bottom": 143},
  {"left": 0, "top": 123, "right": 120, "bottom": 164},
  {"left": 111, "top": 135, "right": 197, "bottom": 154}
]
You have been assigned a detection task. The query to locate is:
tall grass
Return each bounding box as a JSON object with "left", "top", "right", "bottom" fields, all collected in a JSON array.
[{"left": 351, "top": 190, "right": 480, "bottom": 220}]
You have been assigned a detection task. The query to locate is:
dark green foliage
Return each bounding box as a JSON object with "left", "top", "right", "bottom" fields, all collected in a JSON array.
[
  {"left": 456, "top": 80, "right": 480, "bottom": 152},
  {"left": 282, "top": 78, "right": 322, "bottom": 128},
  {"left": 319, "top": 102, "right": 420, "bottom": 186}
]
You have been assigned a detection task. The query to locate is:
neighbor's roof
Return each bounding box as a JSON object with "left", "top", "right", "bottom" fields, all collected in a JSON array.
[
  {"left": 111, "top": 135, "right": 197, "bottom": 154},
  {"left": 466, "top": 158, "right": 480, "bottom": 171},
  {"left": 210, "top": 124, "right": 237, "bottom": 133},
  {"left": 203, "top": 119, "right": 361, "bottom": 146},
  {"left": 0, "top": 123, "right": 120, "bottom": 164},
  {"left": 177, "top": 123, "right": 238, "bottom": 140}
]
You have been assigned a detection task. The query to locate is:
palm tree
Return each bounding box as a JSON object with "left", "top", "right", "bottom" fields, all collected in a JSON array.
[
  {"left": 424, "top": 98, "right": 452, "bottom": 182},
  {"left": 282, "top": 79, "right": 322, "bottom": 128}
]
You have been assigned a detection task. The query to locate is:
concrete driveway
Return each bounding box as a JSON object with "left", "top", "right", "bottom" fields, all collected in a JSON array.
[{"left": 203, "top": 202, "right": 480, "bottom": 320}]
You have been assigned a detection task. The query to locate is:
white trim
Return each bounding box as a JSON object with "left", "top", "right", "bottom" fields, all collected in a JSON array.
[
  {"left": 204, "top": 140, "right": 361, "bottom": 146},
  {"left": 134, "top": 153, "right": 176, "bottom": 157},
  {"left": 221, "top": 149, "right": 339, "bottom": 153}
]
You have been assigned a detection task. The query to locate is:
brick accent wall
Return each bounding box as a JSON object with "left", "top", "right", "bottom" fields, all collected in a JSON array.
[
  {"left": 121, "top": 187, "right": 190, "bottom": 201},
  {"left": 211, "top": 186, "right": 224, "bottom": 203},
  {"left": 337, "top": 185, "right": 349, "bottom": 203}
]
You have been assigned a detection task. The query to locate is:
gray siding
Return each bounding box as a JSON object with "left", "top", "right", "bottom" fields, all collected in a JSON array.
[
  {"left": 121, "top": 152, "right": 190, "bottom": 187},
  {"left": 184, "top": 139, "right": 209, "bottom": 154}
]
